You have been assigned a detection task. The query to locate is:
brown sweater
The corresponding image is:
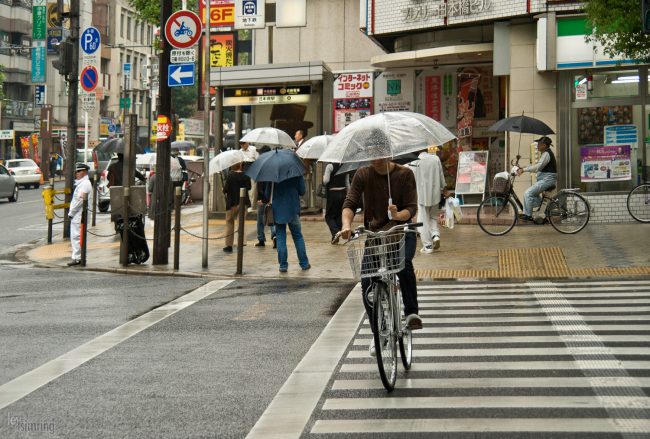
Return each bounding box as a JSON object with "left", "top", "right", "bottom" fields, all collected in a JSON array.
[{"left": 343, "top": 164, "right": 417, "bottom": 231}]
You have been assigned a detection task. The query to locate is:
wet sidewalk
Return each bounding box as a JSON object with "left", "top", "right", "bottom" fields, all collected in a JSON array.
[{"left": 22, "top": 205, "right": 650, "bottom": 280}]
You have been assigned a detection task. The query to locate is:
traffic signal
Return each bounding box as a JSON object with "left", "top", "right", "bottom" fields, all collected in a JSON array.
[
  {"left": 643, "top": 0, "right": 650, "bottom": 33},
  {"left": 52, "top": 41, "right": 73, "bottom": 76}
]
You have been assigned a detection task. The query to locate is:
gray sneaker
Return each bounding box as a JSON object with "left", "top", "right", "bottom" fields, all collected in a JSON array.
[{"left": 406, "top": 314, "right": 423, "bottom": 330}]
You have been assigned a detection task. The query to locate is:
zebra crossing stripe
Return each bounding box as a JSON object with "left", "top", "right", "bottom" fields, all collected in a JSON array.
[{"left": 353, "top": 334, "right": 650, "bottom": 344}]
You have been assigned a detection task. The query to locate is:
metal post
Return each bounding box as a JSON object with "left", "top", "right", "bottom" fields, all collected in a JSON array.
[
  {"left": 202, "top": 3, "right": 211, "bottom": 268},
  {"left": 80, "top": 192, "right": 88, "bottom": 266},
  {"left": 236, "top": 187, "right": 246, "bottom": 275},
  {"left": 47, "top": 218, "right": 53, "bottom": 244},
  {"left": 91, "top": 173, "right": 98, "bottom": 227},
  {"left": 63, "top": 0, "right": 80, "bottom": 239},
  {"left": 120, "top": 186, "right": 130, "bottom": 266},
  {"left": 173, "top": 186, "right": 181, "bottom": 271}
]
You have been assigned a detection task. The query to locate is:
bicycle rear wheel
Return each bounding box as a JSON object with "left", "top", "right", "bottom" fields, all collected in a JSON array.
[
  {"left": 548, "top": 192, "right": 590, "bottom": 234},
  {"left": 627, "top": 183, "right": 650, "bottom": 223},
  {"left": 477, "top": 195, "right": 517, "bottom": 236},
  {"left": 371, "top": 281, "right": 397, "bottom": 391},
  {"left": 398, "top": 327, "right": 412, "bottom": 370}
]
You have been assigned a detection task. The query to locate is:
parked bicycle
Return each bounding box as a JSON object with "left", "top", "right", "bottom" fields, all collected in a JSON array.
[
  {"left": 477, "top": 156, "right": 590, "bottom": 236},
  {"left": 627, "top": 181, "right": 650, "bottom": 223},
  {"left": 341, "top": 222, "right": 422, "bottom": 391},
  {"left": 181, "top": 170, "right": 200, "bottom": 205}
]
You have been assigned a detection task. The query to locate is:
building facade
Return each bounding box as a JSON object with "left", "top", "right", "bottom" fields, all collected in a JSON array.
[{"left": 361, "top": 0, "right": 648, "bottom": 222}]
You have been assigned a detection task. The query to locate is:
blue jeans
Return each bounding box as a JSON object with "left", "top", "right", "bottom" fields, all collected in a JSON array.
[
  {"left": 256, "top": 203, "right": 275, "bottom": 242},
  {"left": 523, "top": 172, "right": 557, "bottom": 216},
  {"left": 275, "top": 216, "right": 310, "bottom": 270}
]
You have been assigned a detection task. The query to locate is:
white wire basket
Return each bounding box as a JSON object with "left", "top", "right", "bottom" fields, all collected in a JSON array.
[{"left": 345, "top": 231, "right": 406, "bottom": 279}]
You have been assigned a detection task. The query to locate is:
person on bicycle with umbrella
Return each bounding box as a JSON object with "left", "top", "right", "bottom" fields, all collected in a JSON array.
[
  {"left": 517, "top": 136, "right": 557, "bottom": 222},
  {"left": 339, "top": 158, "right": 422, "bottom": 356}
]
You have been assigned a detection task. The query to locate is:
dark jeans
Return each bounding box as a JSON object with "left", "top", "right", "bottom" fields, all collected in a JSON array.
[
  {"left": 361, "top": 232, "right": 418, "bottom": 323},
  {"left": 325, "top": 189, "right": 346, "bottom": 238}
]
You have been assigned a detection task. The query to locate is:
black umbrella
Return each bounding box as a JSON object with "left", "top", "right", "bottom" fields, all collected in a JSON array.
[
  {"left": 94, "top": 138, "right": 145, "bottom": 155},
  {"left": 488, "top": 115, "right": 554, "bottom": 135}
]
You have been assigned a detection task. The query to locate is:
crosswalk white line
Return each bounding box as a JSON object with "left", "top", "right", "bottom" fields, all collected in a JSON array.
[
  {"left": 331, "top": 376, "right": 650, "bottom": 390},
  {"left": 322, "top": 395, "right": 650, "bottom": 410},
  {"left": 419, "top": 291, "right": 650, "bottom": 299},
  {"left": 417, "top": 280, "right": 650, "bottom": 290},
  {"left": 346, "top": 346, "right": 650, "bottom": 359},
  {"left": 419, "top": 298, "right": 650, "bottom": 305},
  {"left": 340, "top": 360, "right": 650, "bottom": 373},
  {"left": 417, "top": 306, "right": 650, "bottom": 315},
  {"left": 352, "top": 335, "right": 650, "bottom": 345},
  {"left": 419, "top": 286, "right": 650, "bottom": 295},
  {"left": 311, "top": 418, "right": 650, "bottom": 434},
  {"left": 358, "top": 325, "right": 650, "bottom": 334}
]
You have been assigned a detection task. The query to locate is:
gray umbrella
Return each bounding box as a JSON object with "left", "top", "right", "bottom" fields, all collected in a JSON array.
[{"left": 94, "top": 138, "right": 145, "bottom": 155}]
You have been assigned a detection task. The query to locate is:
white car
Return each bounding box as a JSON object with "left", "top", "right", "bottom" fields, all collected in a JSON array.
[{"left": 4, "top": 159, "right": 42, "bottom": 188}]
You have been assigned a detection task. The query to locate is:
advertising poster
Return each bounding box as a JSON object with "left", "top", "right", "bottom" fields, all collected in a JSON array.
[
  {"left": 456, "top": 74, "right": 480, "bottom": 151},
  {"left": 20, "top": 137, "right": 30, "bottom": 159},
  {"left": 333, "top": 72, "right": 373, "bottom": 133},
  {"left": 209, "top": 33, "right": 235, "bottom": 67},
  {"left": 374, "top": 70, "right": 414, "bottom": 113},
  {"left": 455, "top": 150, "right": 489, "bottom": 194},
  {"left": 418, "top": 72, "right": 455, "bottom": 127},
  {"left": 580, "top": 144, "right": 631, "bottom": 182},
  {"left": 604, "top": 124, "right": 637, "bottom": 150}
]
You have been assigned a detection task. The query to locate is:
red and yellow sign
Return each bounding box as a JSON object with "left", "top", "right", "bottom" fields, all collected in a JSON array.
[
  {"left": 199, "top": 1, "right": 235, "bottom": 28},
  {"left": 156, "top": 115, "right": 172, "bottom": 142},
  {"left": 209, "top": 34, "right": 234, "bottom": 67}
]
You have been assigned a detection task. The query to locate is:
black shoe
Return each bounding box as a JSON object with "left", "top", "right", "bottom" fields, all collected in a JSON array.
[
  {"left": 272, "top": 236, "right": 277, "bottom": 249},
  {"left": 518, "top": 214, "right": 533, "bottom": 222},
  {"left": 301, "top": 264, "right": 311, "bottom": 271},
  {"left": 254, "top": 241, "right": 265, "bottom": 247},
  {"left": 67, "top": 259, "right": 81, "bottom": 266},
  {"left": 223, "top": 246, "right": 233, "bottom": 253}
]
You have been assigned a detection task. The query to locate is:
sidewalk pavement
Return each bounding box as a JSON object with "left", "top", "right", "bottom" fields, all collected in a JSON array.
[{"left": 22, "top": 206, "right": 650, "bottom": 280}]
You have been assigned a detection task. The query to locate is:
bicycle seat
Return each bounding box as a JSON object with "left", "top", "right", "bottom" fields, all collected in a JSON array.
[{"left": 542, "top": 185, "right": 557, "bottom": 197}]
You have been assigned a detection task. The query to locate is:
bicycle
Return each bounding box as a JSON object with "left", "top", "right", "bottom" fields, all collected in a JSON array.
[
  {"left": 181, "top": 170, "right": 200, "bottom": 205},
  {"left": 627, "top": 181, "right": 650, "bottom": 223},
  {"left": 342, "top": 222, "right": 422, "bottom": 391},
  {"left": 477, "top": 156, "right": 590, "bottom": 236}
]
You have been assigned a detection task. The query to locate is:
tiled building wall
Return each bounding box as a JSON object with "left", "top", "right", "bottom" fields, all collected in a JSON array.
[
  {"left": 583, "top": 193, "right": 637, "bottom": 223},
  {"left": 368, "top": 0, "right": 582, "bottom": 35}
]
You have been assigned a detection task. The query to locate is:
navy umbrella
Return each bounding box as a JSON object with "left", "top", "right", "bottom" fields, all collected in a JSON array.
[{"left": 244, "top": 148, "right": 305, "bottom": 183}]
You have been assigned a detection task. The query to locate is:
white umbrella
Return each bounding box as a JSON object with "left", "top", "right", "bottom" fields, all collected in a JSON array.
[
  {"left": 135, "top": 153, "right": 182, "bottom": 174},
  {"left": 295, "top": 134, "right": 334, "bottom": 159},
  {"left": 209, "top": 149, "right": 246, "bottom": 175},
  {"left": 240, "top": 127, "right": 295, "bottom": 148},
  {"left": 318, "top": 112, "right": 456, "bottom": 164}
]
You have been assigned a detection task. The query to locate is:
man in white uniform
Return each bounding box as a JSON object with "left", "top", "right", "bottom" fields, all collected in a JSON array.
[
  {"left": 409, "top": 146, "right": 448, "bottom": 253},
  {"left": 68, "top": 163, "right": 93, "bottom": 266}
]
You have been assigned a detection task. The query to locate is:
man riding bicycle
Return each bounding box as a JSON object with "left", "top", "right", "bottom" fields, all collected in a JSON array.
[
  {"left": 339, "top": 158, "right": 423, "bottom": 356},
  {"left": 517, "top": 136, "right": 557, "bottom": 222}
]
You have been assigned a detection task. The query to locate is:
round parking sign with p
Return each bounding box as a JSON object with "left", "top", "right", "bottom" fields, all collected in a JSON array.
[
  {"left": 80, "top": 26, "right": 100, "bottom": 55},
  {"left": 80, "top": 66, "right": 99, "bottom": 92}
]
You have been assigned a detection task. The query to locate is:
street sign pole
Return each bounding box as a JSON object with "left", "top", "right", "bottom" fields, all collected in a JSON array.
[{"left": 202, "top": 3, "right": 211, "bottom": 268}]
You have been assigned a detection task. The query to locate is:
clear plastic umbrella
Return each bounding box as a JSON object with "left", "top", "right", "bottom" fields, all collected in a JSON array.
[
  {"left": 318, "top": 112, "right": 456, "bottom": 164},
  {"left": 295, "top": 134, "right": 334, "bottom": 159},
  {"left": 209, "top": 150, "right": 246, "bottom": 175},
  {"left": 240, "top": 127, "right": 295, "bottom": 148}
]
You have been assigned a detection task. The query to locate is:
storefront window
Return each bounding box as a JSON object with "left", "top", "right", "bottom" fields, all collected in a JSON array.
[
  {"left": 573, "top": 69, "right": 640, "bottom": 101},
  {"left": 570, "top": 104, "right": 641, "bottom": 191}
]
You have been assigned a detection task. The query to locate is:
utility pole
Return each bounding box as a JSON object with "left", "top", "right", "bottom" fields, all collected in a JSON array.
[
  {"left": 62, "top": 0, "right": 80, "bottom": 239},
  {"left": 153, "top": 0, "right": 173, "bottom": 264},
  {"left": 202, "top": 0, "right": 211, "bottom": 267}
]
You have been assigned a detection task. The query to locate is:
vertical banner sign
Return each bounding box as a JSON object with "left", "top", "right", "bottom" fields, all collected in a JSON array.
[
  {"left": 456, "top": 74, "right": 480, "bottom": 152},
  {"left": 425, "top": 76, "right": 442, "bottom": 121},
  {"left": 332, "top": 72, "right": 373, "bottom": 133},
  {"left": 34, "top": 85, "right": 46, "bottom": 107},
  {"left": 235, "top": 0, "right": 265, "bottom": 29},
  {"left": 31, "top": 41, "right": 47, "bottom": 83},
  {"left": 209, "top": 34, "right": 235, "bottom": 67},
  {"left": 32, "top": 0, "right": 47, "bottom": 40},
  {"left": 200, "top": 0, "right": 235, "bottom": 28}
]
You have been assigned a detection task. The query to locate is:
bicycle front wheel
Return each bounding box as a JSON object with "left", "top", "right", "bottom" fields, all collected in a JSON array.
[
  {"left": 477, "top": 195, "right": 517, "bottom": 236},
  {"left": 548, "top": 192, "right": 590, "bottom": 234},
  {"left": 627, "top": 183, "right": 650, "bottom": 223},
  {"left": 371, "top": 281, "right": 397, "bottom": 391}
]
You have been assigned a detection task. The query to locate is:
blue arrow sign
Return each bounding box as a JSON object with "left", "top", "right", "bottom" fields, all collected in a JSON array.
[
  {"left": 168, "top": 63, "right": 194, "bottom": 87},
  {"left": 80, "top": 27, "right": 100, "bottom": 55}
]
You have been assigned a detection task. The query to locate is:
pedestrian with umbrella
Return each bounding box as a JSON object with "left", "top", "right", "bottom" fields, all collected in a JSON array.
[
  {"left": 488, "top": 113, "right": 556, "bottom": 222},
  {"left": 320, "top": 112, "right": 457, "bottom": 349},
  {"left": 245, "top": 148, "right": 310, "bottom": 272},
  {"left": 222, "top": 161, "right": 251, "bottom": 253}
]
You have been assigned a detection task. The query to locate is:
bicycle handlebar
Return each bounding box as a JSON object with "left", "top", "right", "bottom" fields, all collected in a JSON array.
[{"left": 353, "top": 222, "right": 423, "bottom": 238}]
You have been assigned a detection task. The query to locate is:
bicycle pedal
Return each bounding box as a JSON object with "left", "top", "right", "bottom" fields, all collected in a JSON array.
[{"left": 366, "top": 291, "right": 374, "bottom": 304}]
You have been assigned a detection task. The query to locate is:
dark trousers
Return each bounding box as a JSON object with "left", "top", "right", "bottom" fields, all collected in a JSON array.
[
  {"left": 325, "top": 189, "right": 346, "bottom": 238},
  {"left": 361, "top": 232, "right": 418, "bottom": 322}
]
